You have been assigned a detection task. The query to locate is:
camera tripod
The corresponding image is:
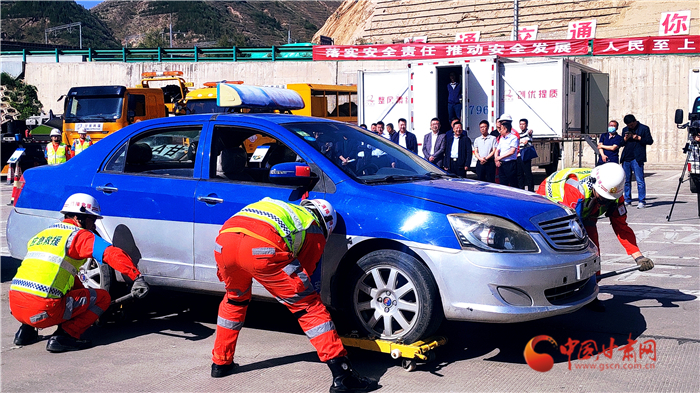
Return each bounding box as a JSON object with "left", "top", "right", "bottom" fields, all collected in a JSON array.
[{"left": 666, "top": 140, "right": 700, "bottom": 221}]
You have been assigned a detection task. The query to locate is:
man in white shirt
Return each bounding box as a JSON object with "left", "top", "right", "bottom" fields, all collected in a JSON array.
[
  {"left": 392, "top": 118, "right": 418, "bottom": 154},
  {"left": 422, "top": 118, "right": 445, "bottom": 168},
  {"left": 473, "top": 120, "right": 497, "bottom": 182},
  {"left": 443, "top": 121, "right": 472, "bottom": 178},
  {"left": 495, "top": 114, "right": 519, "bottom": 187}
]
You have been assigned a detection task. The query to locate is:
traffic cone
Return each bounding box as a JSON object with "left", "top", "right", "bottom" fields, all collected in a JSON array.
[{"left": 10, "top": 166, "right": 21, "bottom": 206}]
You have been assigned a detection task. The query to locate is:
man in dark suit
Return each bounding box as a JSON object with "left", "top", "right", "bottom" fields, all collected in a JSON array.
[
  {"left": 422, "top": 118, "right": 445, "bottom": 167},
  {"left": 443, "top": 120, "right": 472, "bottom": 178},
  {"left": 391, "top": 118, "right": 418, "bottom": 154}
]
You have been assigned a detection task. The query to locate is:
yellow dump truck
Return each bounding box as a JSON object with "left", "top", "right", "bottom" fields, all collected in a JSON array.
[
  {"left": 62, "top": 85, "right": 166, "bottom": 145},
  {"left": 286, "top": 83, "right": 358, "bottom": 124}
]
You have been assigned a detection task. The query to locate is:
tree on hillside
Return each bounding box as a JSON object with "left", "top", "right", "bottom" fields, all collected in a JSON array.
[{"left": 137, "top": 29, "right": 170, "bottom": 48}]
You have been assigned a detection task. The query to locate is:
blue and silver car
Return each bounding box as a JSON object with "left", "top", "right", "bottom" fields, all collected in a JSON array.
[{"left": 7, "top": 114, "right": 599, "bottom": 343}]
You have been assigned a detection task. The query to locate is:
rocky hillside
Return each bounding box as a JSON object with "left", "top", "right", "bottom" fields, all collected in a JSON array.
[
  {"left": 314, "top": 0, "right": 698, "bottom": 45},
  {"left": 0, "top": 0, "right": 341, "bottom": 48}
]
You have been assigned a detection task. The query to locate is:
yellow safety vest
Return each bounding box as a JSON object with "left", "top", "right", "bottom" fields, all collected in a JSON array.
[
  {"left": 46, "top": 143, "right": 68, "bottom": 165},
  {"left": 73, "top": 139, "right": 91, "bottom": 155},
  {"left": 541, "top": 168, "right": 593, "bottom": 203},
  {"left": 231, "top": 198, "right": 318, "bottom": 256},
  {"left": 542, "top": 168, "right": 619, "bottom": 220},
  {"left": 11, "top": 223, "right": 86, "bottom": 298}
]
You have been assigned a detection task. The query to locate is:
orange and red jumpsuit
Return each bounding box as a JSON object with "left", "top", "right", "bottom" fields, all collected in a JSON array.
[
  {"left": 212, "top": 215, "right": 346, "bottom": 366},
  {"left": 9, "top": 219, "right": 141, "bottom": 339}
]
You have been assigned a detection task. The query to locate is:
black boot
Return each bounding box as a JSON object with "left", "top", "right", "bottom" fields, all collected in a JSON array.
[
  {"left": 46, "top": 327, "right": 92, "bottom": 353},
  {"left": 327, "top": 357, "right": 379, "bottom": 393},
  {"left": 14, "top": 324, "right": 39, "bottom": 346},
  {"left": 211, "top": 362, "right": 238, "bottom": 378}
]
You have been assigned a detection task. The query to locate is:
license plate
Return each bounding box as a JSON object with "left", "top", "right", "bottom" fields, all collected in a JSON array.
[
  {"left": 3, "top": 137, "right": 16, "bottom": 142},
  {"left": 576, "top": 257, "right": 599, "bottom": 280}
]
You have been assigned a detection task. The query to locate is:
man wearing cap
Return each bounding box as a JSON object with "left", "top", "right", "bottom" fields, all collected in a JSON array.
[
  {"left": 9, "top": 193, "right": 149, "bottom": 352},
  {"left": 210, "top": 197, "right": 377, "bottom": 393},
  {"left": 494, "top": 114, "right": 519, "bottom": 187},
  {"left": 71, "top": 129, "right": 93, "bottom": 157},
  {"left": 45, "top": 128, "right": 71, "bottom": 165}
]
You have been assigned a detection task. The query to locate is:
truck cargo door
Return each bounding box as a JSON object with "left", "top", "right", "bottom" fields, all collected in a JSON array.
[
  {"left": 584, "top": 73, "right": 609, "bottom": 134},
  {"left": 357, "top": 70, "right": 410, "bottom": 129},
  {"left": 410, "top": 64, "right": 438, "bottom": 143}
]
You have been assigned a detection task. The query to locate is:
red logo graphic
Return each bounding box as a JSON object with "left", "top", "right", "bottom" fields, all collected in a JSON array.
[{"left": 524, "top": 335, "right": 558, "bottom": 372}]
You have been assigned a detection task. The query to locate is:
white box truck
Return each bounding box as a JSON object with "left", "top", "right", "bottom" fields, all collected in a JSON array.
[{"left": 358, "top": 56, "right": 609, "bottom": 174}]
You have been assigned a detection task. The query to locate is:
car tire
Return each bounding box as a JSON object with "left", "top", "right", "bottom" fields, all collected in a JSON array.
[{"left": 347, "top": 250, "right": 443, "bottom": 343}]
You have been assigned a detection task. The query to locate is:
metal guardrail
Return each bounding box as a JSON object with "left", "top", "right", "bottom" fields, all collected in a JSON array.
[{"left": 0, "top": 46, "right": 314, "bottom": 62}]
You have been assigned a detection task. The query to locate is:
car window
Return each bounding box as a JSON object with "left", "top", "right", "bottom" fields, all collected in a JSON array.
[
  {"left": 102, "top": 126, "right": 202, "bottom": 178},
  {"left": 282, "top": 122, "right": 444, "bottom": 184},
  {"left": 208, "top": 125, "right": 303, "bottom": 184}
]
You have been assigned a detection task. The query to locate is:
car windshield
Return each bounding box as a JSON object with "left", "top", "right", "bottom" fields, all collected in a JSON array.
[
  {"left": 282, "top": 122, "right": 448, "bottom": 184},
  {"left": 65, "top": 95, "right": 123, "bottom": 122}
]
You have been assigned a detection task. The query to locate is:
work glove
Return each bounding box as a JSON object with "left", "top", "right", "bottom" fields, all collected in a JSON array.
[
  {"left": 635, "top": 256, "right": 654, "bottom": 272},
  {"left": 130, "top": 276, "right": 150, "bottom": 299}
]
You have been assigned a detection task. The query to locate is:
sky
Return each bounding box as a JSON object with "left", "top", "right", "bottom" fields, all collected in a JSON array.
[{"left": 76, "top": 1, "right": 103, "bottom": 9}]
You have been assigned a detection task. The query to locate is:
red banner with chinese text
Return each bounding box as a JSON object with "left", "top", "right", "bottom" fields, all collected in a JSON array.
[
  {"left": 592, "top": 36, "right": 700, "bottom": 55},
  {"left": 312, "top": 39, "right": 590, "bottom": 61}
]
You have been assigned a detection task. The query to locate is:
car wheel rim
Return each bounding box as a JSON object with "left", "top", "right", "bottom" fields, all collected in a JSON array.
[
  {"left": 353, "top": 264, "right": 420, "bottom": 340},
  {"left": 78, "top": 258, "right": 103, "bottom": 289}
]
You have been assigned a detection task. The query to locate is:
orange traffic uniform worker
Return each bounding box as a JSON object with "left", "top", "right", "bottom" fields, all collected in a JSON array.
[
  {"left": 211, "top": 197, "right": 377, "bottom": 393},
  {"left": 9, "top": 193, "right": 150, "bottom": 352},
  {"left": 537, "top": 164, "right": 653, "bottom": 310},
  {"left": 45, "top": 128, "right": 71, "bottom": 165}
]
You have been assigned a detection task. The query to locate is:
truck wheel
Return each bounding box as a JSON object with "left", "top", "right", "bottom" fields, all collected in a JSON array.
[
  {"left": 544, "top": 143, "right": 561, "bottom": 175},
  {"left": 347, "top": 250, "right": 443, "bottom": 343}
]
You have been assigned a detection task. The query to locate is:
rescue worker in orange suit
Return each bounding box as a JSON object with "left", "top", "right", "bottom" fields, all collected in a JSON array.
[
  {"left": 211, "top": 197, "right": 378, "bottom": 393},
  {"left": 71, "top": 129, "right": 93, "bottom": 157},
  {"left": 537, "top": 163, "right": 654, "bottom": 311},
  {"left": 45, "top": 128, "right": 71, "bottom": 165},
  {"left": 10, "top": 193, "right": 150, "bottom": 352}
]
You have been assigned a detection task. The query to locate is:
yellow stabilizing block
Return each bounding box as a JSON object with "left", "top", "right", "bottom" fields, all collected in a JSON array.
[{"left": 340, "top": 336, "right": 447, "bottom": 361}]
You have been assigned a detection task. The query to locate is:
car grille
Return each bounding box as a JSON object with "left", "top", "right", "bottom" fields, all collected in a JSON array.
[
  {"left": 545, "top": 278, "right": 591, "bottom": 305},
  {"left": 537, "top": 214, "right": 588, "bottom": 251}
]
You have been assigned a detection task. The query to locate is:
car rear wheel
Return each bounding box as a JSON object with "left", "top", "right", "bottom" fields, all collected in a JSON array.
[
  {"left": 348, "top": 250, "right": 442, "bottom": 343},
  {"left": 78, "top": 258, "right": 112, "bottom": 292}
]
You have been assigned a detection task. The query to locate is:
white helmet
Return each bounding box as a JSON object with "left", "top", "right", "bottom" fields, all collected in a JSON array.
[
  {"left": 77, "top": 128, "right": 87, "bottom": 134},
  {"left": 497, "top": 113, "right": 513, "bottom": 122},
  {"left": 50, "top": 128, "right": 62, "bottom": 137},
  {"left": 590, "top": 163, "right": 625, "bottom": 200},
  {"left": 60, "top": 193, "right": 103, "bottom": 218},
  {"left": 301, "top": 199, "right": 336, "bottom": 240}
]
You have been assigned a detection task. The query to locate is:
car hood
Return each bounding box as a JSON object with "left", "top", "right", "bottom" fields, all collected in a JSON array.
[{"left": 375, "top": 178, "right": 566, "bottom": 231}]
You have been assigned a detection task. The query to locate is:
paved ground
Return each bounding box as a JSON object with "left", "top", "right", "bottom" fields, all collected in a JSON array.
[{"left": 1, "top": 170, "right": 699, "bottom": 392}]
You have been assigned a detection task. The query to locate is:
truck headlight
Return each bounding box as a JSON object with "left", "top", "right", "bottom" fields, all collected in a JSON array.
[{"left": 447, "top": 213, "right": 538, "bottom": 252}]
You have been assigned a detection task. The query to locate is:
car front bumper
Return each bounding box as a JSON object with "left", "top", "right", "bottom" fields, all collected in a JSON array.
[{"left": 409, "top": 233, "right": 600, "bottom": 323}]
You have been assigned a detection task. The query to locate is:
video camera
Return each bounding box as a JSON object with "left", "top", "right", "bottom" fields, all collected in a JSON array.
[{"left": 674, "top": 109, "right": 700, "bottom": 141}]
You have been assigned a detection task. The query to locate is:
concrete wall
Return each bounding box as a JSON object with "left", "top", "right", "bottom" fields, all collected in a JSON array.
[{"left": 23, "top": 54, "right": 700, "bottom": 168}]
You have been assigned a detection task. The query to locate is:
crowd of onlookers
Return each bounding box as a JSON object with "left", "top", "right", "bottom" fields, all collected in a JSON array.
[{"left": 359, "top": 114, "right": 537, "bottom": 191}]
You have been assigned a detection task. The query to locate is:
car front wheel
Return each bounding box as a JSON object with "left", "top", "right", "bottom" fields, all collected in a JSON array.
[
  {"left": 78, "top": 258, "right": 112, "bottom": 292},
  {"left": 348, "top": 250, "right": 443, "bottom": 343}
]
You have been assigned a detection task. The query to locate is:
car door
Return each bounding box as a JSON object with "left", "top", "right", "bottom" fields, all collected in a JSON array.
[
  {"left": 193, "top": 121, "right": 326, "bottom": 285},
  {"left": 91, "top": 121, "right": 206, "bottom": 281}
]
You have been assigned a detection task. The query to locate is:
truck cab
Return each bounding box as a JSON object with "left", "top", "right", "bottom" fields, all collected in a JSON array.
[{"left": 62, "top": 85, "right": 166, "bottom": 146}]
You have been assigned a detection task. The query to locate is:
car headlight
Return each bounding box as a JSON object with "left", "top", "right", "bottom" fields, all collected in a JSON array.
[{"left": 447, "top": 213, "right": 538, "bottom": 252}]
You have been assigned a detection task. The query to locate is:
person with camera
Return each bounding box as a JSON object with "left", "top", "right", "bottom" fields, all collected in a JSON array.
[{"left": 619, "top": 114, "right": 654, "bottom": 209}]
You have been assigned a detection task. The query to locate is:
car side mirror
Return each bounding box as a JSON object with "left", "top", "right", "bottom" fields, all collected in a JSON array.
[
  {"left": 675, "top": 109, "right": 684, "bottom": 125},
  {"left": 269, "top": 162, "right": 317, "bottom": 188},
  {"left": 127, "top": 110, "right": 135, "bottom": 124}
]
